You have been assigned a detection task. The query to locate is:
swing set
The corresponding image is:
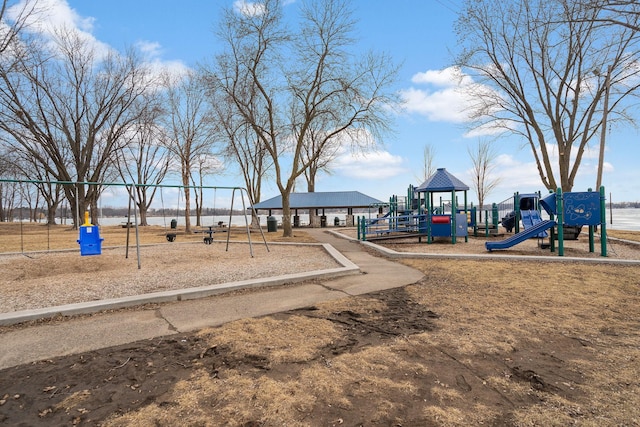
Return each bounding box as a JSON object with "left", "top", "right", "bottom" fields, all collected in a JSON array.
[
  {"left": 125, "top": 183, "right": 269, "bottom": 269},
  {"left": 0, "top": 179, "right": 268, "bottom": 269}
]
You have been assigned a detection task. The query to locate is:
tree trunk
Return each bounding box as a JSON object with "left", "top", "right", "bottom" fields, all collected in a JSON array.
[
  {"left": 182, "top": 178, "right": 191, "bottom": 233},
  {"left": 138, "top": 208, "right": 148, "bottom": 227},
  {"left": 281, "top": 191, "right": 293, "bottom": 237},
  {"left": 47, "top": 203, "right": 58, "bottom": 225}
]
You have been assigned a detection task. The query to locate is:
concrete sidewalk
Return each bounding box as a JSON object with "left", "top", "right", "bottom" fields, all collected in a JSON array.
[{"left": 0, "top": 229, "right": 424, "bottom": 370}]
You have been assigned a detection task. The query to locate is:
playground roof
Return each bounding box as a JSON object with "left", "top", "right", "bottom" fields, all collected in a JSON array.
[
  {"left": 415, "top": 168, "right": 469, "bottom": 192},
  {"left": 252, "top": 191, "right": 384, "bottom": 211}
]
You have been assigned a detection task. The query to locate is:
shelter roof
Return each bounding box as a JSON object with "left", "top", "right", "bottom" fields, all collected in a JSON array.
[
  {"left": 415, "top": 168, "right": 469, "bottom": 192},
  {"left": 252, "top": 191, "right": 384, "bottom": 210}
]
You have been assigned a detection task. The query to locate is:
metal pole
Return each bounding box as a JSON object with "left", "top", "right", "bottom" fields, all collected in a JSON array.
[
  {"left": 451, "top": 190, "right": 456, "bottom": 244},
  {"left": 596, "top": 66, "right": 611, "bottom": 192},
  {"left": 131, "top": 184, "right": 141, "bottom": 269},
  {"left": 125, "top": 185, "right": 132, "bottom": 259},
  {"left": 609, "top": 192, "right": 613, "bottom": 225}
]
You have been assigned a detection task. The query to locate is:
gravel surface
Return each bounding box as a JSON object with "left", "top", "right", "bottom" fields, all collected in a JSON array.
[{"left": 0, "top": 242, "right": 341, "bottom": 313}]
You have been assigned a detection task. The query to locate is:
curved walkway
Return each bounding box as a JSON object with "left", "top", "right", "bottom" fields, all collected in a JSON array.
[{"left": 0, "top": 229, "right": 424, "bottom": 370}]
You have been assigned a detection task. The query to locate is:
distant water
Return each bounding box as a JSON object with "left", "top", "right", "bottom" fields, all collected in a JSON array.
[
  {"left": 606, "top": 208, "right": 640, "bottom": 231},
  {"left": 99, "top": 215, "right": 256, "bottom": 228}
]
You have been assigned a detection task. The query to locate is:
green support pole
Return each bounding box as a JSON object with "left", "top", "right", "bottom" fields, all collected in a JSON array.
[
  {"left": 426, "top": 193, "right": 432, "bottom": 244},
  {"left": 451, "top": 190, "right": 456, "bottom": 244},
  {"left": 485, "top": 210, "right": 489, "bottom": 237},
  {"left": 464, "top": 191, "right": 468, "bottom": 242},
  {"left": 492, "top": 203, "right": 498, "bottom": 230},
  {"left": 357, "top": 216, "right": 361, "bottom": 241},
  {"left": 549, "top": 209, "right": 555, "bottom": 253},
  {"left": 557, "top": 188, "right": 564, "bottom": 257},
  {"left": 588, "top": 189, "right": 595, "bottom": 253},
  {"left": 600, "top": 186, "right": 607, "bottom": 257}
]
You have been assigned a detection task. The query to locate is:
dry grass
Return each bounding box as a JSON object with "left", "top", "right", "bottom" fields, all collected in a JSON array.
[
  {"left": 99, "top": 255, "right": 640, "bottom": 426},
  {"left": 3, "top": 223, "right": 639, "bottom": 425},
  {"left": 607, "top": 229, "right": 640, "bottom": 242}
]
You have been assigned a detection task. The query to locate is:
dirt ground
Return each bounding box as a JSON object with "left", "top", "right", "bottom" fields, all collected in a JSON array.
[{"left": 0, "top": 224, "right": 639, "bottom": 426}]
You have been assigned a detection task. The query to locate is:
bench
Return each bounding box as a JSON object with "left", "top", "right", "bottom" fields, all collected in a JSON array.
[{"left": 194, "top": 224, "right": 228, "bottom": 244}]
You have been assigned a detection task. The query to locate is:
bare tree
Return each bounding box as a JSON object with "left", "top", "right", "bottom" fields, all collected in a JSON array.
[
  {"left": 190, "top": 153, "right": 223, "bottom": 226},
  {"left": 211, "top": 0, "right": 398, "bottom": 237},
  {"left": 9, "top": 146, "right": 64, "bottom": 224},
  {"left": 455, "top": 0, "right": 640, "bottom": 192},
  {"left": 162, "top": 70, "right": 219, "bottom": 232},
  {"left": 203, "top": 72, "right": 273, "bottom": 226},
  {"left": 416, "top": 143, "right": 437, "bottom": 184},
  {"left": 468, "top": 140, "right": 501, "bottom": 214},
  {"left": 0, "top": 145, "right": 18, "bottom": 221},
  {"left": 301, "top": 128, "right": 341, "bottom": 193},
  {"left": 578, "top": 1, "right": 640, "bottom": 31},
  {"left": 0, "top": 0, "right": 42, "bottom": 55},
  {"left": 0, "top": 27, "right": 155, "bottom": 225},
  {"left": 116, "top": 98, "right": 170, "bottom": 226}
]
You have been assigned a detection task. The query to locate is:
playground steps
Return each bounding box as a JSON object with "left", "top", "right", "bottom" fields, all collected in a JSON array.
[{"left": 521, "top": 210, "right": 548, "bottom": 238}]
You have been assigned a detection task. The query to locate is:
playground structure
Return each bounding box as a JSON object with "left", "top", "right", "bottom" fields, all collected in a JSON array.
[
  {"left": 358, "top": 168, "right": 473, "bottom": 244},
  {"left": 354, "top": 165, "right": 608, "bottom": 257},
  {"left": 485, "top": 187, "right": 607, "bottom": 256}
]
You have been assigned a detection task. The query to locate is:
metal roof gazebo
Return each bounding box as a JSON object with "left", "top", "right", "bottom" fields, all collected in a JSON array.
[{"left": 252, "top": 191, "right": 384, "bottom": 227}]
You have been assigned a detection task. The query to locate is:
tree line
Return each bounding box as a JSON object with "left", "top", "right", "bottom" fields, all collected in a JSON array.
[
  {"left": 0, "top": 0, "right": 398, "bottom": 236},
  {"left": 1, "top": 0, "right": 639, "bottom": 236}
]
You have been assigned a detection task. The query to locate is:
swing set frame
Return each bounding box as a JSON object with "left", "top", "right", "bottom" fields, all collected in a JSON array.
[
  {"left": 126, "top": 183, "right": 268, "bottom": 268},
  {"left": 0, "top": 179, "right": 269, "bottom": 269}
]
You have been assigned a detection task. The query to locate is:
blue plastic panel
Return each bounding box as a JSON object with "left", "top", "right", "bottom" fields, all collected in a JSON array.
[{"left": 563, "top": 192, "right": 601, "bottom": 226}]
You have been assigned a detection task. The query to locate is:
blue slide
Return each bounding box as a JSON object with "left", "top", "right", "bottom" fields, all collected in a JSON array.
[
  {"left": 370, "top": 211, "right": 391, "bottom": 224},
  {"left": 521, "top": 210, "right": 548, "bottom": 238},
  {"left": 485, "top": 220, "right": 556, "bottom": 251}
]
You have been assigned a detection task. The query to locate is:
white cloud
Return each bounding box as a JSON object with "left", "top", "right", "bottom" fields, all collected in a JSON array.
[
  {"left": 332, "top": 148, "right": 406, "bottom": 180},
  {"left": 411, "top": 67, "right": 473, "bottom": 87},
  {"left": 400, "top": 86, "right": 471, "bottom": 123},
  {"left": 9, "top": 0, "right": 111, "bottom": 57},
  {"left": 400, "top": 66, "right": 507, "bottom": 138},
  {"left": 135, "top": 39, "right": 190, "bottom": 79},
  {"left": 9, "top": 1, "right": 190, "bottom": 79},
  {"left": 136, "top": 40, "right": 163, "bottom": 58},
  {"left": 233, "top": 0, "right": 267, "bottom": 17}
]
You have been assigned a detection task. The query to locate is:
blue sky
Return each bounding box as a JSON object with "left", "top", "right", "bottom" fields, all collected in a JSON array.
[{"left": 16, "top": 0, "right": 640, "bottom": 205}]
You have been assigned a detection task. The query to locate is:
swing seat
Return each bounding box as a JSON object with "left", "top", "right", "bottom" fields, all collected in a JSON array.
[
  {"left": 204, "top": 237, "right": 213, "bottom": 244},
  {"left": 166, "top": 233, "right": 176, "bottom": 242}
]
